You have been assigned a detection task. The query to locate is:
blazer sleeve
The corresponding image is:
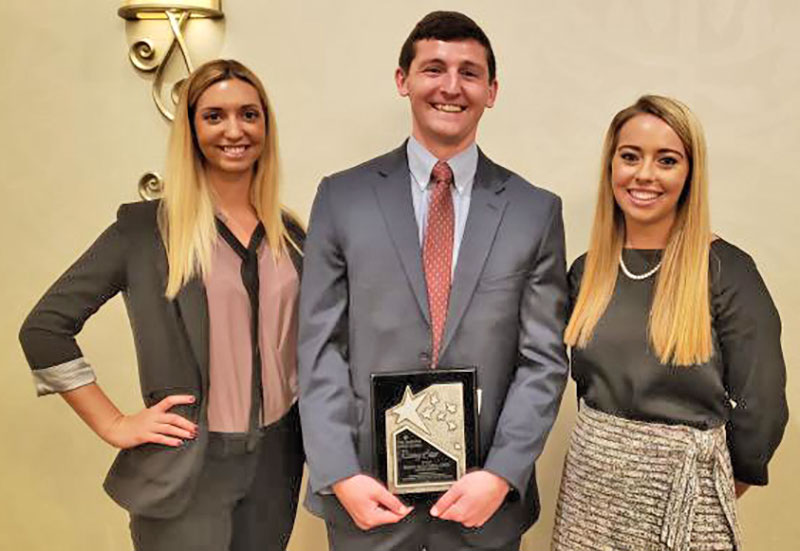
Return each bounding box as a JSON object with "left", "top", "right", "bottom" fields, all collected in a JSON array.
[
  {"left": 483, "top": 195, "right": 570, "bottom": 496},
  {"left": 19, "top": 207, "right": 131, "bottom": 396},
  {"left": 713, "top": 246, "right": 788, "bottom": 485},
  {"left": 297, "top": 178, "right": 361, "bottom": 494}
]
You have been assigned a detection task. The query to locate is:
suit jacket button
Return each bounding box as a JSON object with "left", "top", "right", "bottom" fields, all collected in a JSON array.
[{"left": 419, "top": 352, "right": 430, "bottom": 363}]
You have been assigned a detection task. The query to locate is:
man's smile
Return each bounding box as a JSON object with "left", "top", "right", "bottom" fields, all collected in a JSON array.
[{"left": 432, "top": 103, "right": 466, "bottom": 113}]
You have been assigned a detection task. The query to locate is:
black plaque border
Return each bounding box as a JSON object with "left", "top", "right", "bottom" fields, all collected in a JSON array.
[{"left": 370, "top": 367, "right": 479, "bottom": 494}]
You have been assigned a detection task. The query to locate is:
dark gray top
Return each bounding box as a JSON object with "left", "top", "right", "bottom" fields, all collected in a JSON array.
[{"left": 569, "top": 238, "right": 788, "bottom": 485}]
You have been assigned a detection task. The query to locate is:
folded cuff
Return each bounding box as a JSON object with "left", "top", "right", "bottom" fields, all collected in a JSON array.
[{"left": 32, "top": 357, "right": 96, "bottom": 396}]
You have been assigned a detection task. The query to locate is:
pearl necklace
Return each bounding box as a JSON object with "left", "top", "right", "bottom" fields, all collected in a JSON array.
[{"left": 619, "top": 253, "right": 662, "bottom": 280}]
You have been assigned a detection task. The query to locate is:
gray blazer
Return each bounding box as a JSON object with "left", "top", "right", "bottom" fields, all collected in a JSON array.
[
  {"left": 298, "top": 144, "right": 569, "bottom": 538},
  {"left": 19, "top": 200, "right": 305, "bottom": 518}
]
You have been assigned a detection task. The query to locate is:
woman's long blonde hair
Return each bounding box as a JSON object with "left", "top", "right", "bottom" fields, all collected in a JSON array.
[
  {"left": 564, "top": 95, "right": 713, "bottom": 366},
  {"left": 159, "top": 59, "right": 287, "bottom": 298}
]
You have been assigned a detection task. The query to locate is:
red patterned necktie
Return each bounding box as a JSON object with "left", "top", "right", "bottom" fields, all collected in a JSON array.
[{"left": 423, "top": 161, "right": 455, "bottom": 367}]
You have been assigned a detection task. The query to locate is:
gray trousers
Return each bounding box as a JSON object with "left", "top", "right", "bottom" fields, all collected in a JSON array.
[
  {"left": 322, "top": 494, "right": 521, "bottom": 551},
  {"left": 130, "top": 405, "right": 303, "bottom": 551}
]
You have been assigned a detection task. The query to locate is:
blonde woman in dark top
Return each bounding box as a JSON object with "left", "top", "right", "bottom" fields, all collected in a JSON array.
[
  {"left": 19, "top": 59, "right": 305, "bottom": 551},
  {"left": 552, "top": 95, "right": 787, "bottom": 551}
]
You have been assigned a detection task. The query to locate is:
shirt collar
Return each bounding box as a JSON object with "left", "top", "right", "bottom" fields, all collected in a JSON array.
[{"left": 407, "top": 135, "right": 478, "bottom": 196}]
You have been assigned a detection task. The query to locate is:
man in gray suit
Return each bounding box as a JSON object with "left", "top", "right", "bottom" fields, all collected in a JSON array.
[{"left": 299, "top": 11, "right": 569, "bottom": 551}]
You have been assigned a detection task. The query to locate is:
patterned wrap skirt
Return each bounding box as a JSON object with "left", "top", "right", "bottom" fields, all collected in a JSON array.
[{"left": 552, "top": 402, "right": 742, "bottom": 551}]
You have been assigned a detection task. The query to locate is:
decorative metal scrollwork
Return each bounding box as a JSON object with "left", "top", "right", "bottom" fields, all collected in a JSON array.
[
  {"left": 124, "top": 10, "right": 191, "bottom": 121},
  {"left": 129, "top": 39, "right": 158, "bottom": 72},
  {"left": 119, "top": 1, "right": 223, "bottom": 120},
  {"left": 138, "top": 172, "right": 165, "bottom": 200}
]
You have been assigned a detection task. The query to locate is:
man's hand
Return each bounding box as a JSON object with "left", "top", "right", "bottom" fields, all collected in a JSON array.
[
  {"left": 430, "top": 470, "right": 509, "bottom": 528},
  {"left": 332, "top": 474, "right": 413, "bottom": 530}
]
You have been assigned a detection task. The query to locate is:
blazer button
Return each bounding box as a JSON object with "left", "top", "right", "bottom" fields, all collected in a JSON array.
[{"left": 419, "top": 352, "right": 430, "bottom": 364}]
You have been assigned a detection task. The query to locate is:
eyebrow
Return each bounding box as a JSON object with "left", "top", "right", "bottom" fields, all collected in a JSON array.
[
  {"left": 617, "top": 144, "right": 685, "bottom": 159},
  {"left": 418, "top": 58, "right": 486, "bottom": 72},
  {"left": 417, "top": 57, "right": 447, "bottom": 69},
  {"left": 460, "top": 61, "right": 485, "bottom": 72},
  {"left": 198, "top": 103, "right": 262, "bottom": 112}
]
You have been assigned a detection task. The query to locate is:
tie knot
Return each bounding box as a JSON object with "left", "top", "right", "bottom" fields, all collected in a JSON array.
[{"left": 431, "top": 161, "right": 454, "bottom": 187}]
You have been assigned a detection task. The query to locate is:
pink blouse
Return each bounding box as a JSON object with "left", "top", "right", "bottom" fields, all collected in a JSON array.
[{"left": 204, "top": 236, "right": 299, "bottom": 433}]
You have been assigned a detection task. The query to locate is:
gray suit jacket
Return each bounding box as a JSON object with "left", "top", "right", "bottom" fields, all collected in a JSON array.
[{"left": 298, "top": 144, "right": 569, "bottom": 538}]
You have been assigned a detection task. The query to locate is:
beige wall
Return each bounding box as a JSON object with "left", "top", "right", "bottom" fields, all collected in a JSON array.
[{"left": 1, "top": 1, "right": 797, "bottom": 549}]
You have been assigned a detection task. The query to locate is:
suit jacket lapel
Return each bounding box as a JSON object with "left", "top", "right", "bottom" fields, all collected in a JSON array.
[
  {"left": 174, "top": 277, "right": 209, "bottom": 390},
  {"left": 151, "top": 218, "right": 209, "bottom": 389},
  {"left": 439, "top": 150, "right": 508, "bottom": 358},
  {"left": 373, "top": 144, "right": 431, "bottom": 325}
]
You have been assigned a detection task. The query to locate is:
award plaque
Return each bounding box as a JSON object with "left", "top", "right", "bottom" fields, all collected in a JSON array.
[{"left": 371, "top": 368, "right": 479, "bottom": 495}]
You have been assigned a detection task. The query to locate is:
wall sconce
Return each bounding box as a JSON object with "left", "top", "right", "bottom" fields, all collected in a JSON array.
[
  {"left": 118, "top": 0, "right": 224, "bottom": 122},
  {"left": 118, "top": 1, "right": 224, "bottom": 199}
]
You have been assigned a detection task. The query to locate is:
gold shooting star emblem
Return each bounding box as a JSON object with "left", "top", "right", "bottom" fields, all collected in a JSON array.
[{"left": 390, "top": 386, "right": 430, "bottom": 435}]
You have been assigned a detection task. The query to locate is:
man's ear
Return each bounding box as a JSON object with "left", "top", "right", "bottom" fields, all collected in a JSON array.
[
  {"left": 395, "top": 67, "right": 410, "bottom": 97},
  {"left": 486, "top": 79, "right": 499, "bottom": 108}
]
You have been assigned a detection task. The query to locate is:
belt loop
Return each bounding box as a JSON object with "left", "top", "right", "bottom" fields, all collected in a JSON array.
[{"left": 246, "top": 428, "right": 260, "bottom": 453}]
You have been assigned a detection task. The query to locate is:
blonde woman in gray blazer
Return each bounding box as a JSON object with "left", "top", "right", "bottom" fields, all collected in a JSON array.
[{"left": 20, "top": 59, "right": 305, "bottom": 551}]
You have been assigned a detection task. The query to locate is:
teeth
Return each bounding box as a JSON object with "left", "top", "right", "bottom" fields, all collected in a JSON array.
[
  {"left": 222, "top": 145, "right": 246, "bottom": 154},
  {"left": 434, "top": 104, "right": 464, "bottom": 113},
  {"left": 630, "top": 189, "right": 660, "bottom": 200}
]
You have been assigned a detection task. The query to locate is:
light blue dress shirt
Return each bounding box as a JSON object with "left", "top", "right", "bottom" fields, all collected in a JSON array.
[{"left": 406, "top": 136, "right": 477, "bottom": 274}]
